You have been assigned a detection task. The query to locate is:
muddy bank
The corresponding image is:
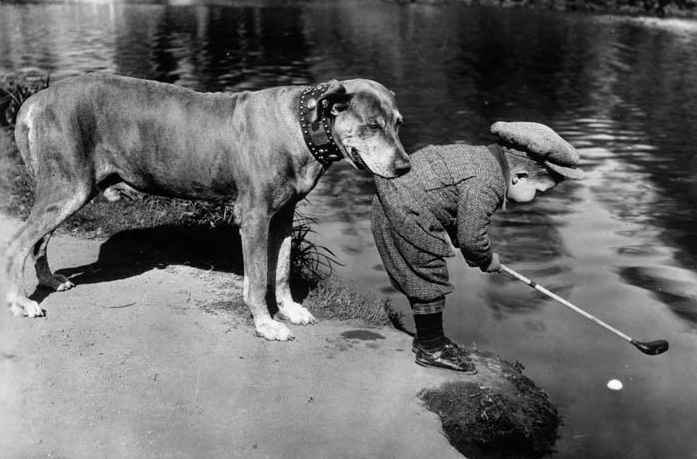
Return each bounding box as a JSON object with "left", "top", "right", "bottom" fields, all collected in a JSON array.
[{"left": 419, "top": 352, "right": 560, "bottom": 459}]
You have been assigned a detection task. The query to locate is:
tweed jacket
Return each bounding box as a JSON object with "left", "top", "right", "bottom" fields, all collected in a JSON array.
[{"left": 373, "top": 143, "right": 508, "bottom": 269}]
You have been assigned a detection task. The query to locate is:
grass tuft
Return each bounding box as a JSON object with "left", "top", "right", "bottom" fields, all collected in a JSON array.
[
  {"left": 290, "top": 214, "right": 342, "bottom": 284},
  {"left": 301, "top": 276, "right": 402, "bottom": 326},
  {"left": 0, "top": 71, "right": 50, "bottom": 128},
  {"left": 0, "top": 127, "right": 34, "bottom": 218}
]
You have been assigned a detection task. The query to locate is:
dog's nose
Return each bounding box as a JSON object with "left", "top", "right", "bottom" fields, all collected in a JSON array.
[{"left": 394, "top": 157, "right": 411, "bottom": 175}]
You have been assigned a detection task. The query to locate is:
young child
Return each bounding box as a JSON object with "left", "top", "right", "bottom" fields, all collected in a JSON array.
[{"left": 371, "top": 122, "right": 584, "bottom": 373}]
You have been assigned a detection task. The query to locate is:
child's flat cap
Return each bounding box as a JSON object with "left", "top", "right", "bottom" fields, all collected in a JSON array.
[{"left": 491, "top": 121, "right": 584, "bottom": 180}]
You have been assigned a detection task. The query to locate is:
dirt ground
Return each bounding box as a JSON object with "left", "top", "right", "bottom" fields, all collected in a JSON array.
[{"left": 0, "top": 215, "right": 478, "bottom": 459}]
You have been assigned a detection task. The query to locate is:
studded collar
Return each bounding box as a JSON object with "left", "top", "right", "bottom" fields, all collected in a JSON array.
[{"left": 298, "top": 83, "right": 345, "bottom": 167}]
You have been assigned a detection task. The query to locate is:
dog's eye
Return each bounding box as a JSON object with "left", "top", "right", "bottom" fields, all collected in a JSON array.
[{"left": 367, "top": 123, "right": 382, "bottom": 130}]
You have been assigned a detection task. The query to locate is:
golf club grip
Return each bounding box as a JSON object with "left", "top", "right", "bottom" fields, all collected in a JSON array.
[{"left": 500, "top": 264, "right": 633, "bottom": 343}]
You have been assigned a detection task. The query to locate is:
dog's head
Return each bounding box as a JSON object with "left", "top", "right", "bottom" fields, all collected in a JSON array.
[{"left": 310, "top": 79, "right": 410, "bottom": 178}]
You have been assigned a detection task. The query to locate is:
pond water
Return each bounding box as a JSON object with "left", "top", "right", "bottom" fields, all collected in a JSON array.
[{"left": 2, "top": 1, "right": 697, "bottom": 457}]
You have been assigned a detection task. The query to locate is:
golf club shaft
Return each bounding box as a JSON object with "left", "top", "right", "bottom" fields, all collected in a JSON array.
[{"left": 500, "top": 264, "right": 633, "bottom": 343}]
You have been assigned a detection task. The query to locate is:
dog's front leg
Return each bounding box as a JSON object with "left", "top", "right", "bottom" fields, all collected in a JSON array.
[
  {"left": 271, "top": 203, "right": 317, "bottom": 326},
  {"left": 239, "top": 208, "right": 294, "bottom": 341}
]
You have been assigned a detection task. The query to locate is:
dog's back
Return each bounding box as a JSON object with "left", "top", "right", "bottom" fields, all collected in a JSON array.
[{"left": 13, "top": 74, "right": 265, "bottom": 201}]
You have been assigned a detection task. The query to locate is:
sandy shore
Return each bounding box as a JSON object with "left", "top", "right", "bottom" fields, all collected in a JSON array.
[{"left": 0, "top": 215, "right": 475, "bottom": 459}]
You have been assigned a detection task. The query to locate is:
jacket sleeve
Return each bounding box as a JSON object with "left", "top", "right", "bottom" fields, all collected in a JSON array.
[{"left": 456, "top": 176, "right": 501, "bottom": 270}]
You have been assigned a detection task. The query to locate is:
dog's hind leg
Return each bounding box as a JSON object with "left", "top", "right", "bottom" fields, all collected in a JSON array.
[
  {"left": 270, "top": 203, "right": 317, "bottom": 326},
  {"left": 237, "top": 205, "right": 295, "bottom": 341},
  {"left": 5, "top": 184, "right": 91, "bottom": 317},
  {"left": 33, "top": 230, "right": 75, "bottom": 292}
]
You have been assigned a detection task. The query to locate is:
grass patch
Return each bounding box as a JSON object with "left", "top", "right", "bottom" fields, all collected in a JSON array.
[
  {"left": 0, "top": 128, "right": 33, "bottom": 218},
  {"left": 0, "top": 71, "right": 50, "bottom": 128},
  {"left": 301, "top": 276, "right": 401, "bottom": 326},
  {"left": 0, "top": 71, "right": 47, "bottom": 219}
]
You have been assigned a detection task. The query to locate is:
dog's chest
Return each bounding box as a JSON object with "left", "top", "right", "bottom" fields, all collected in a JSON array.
[{"left": 293, "top": 161, "right": 326, "bottom": 200}]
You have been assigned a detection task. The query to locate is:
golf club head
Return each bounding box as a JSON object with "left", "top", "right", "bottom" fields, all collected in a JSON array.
[{"left": 631, "top": 339, "right": 669, "bottom": 356}]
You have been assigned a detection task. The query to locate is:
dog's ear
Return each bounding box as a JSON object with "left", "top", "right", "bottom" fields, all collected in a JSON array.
[{"left": 313, "top": 80, "right": 351, "bottom": 122}]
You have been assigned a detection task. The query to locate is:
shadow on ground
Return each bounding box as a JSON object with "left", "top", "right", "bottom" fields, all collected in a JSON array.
[
  {"left": 31, "top": 223, "right": 321, "bottom": 317},
  {"left": 28, "top": 225, "right": 245, "bottom": 303},
  {"left": 59, "top": 225, "right": 244, "bottom": 280}
]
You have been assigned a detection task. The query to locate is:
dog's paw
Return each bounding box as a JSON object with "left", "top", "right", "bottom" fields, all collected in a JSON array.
[
  {"left": 254, "top": 319, "right": 295, "bottom": 341},
  {"left": 39, "top": 274, "right": 75, "bottom": 292},
  {"left": 277, "top": 301, "right": 317, "bottom": 326},
  {"left": 7, "top": 296, "right": 44, "bottom": 318}
]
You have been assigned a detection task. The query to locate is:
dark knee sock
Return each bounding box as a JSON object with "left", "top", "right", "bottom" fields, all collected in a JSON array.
[{"left": 414, "top": 312, "right": 445, "bottom": 351}]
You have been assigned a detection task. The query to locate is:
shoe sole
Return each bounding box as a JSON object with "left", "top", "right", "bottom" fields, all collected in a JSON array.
[
  {"left": 412, "top": 341, "right": 472, "bottom": 356},
  {"left": 415, "top": 359, "right": 478, "bottom": 374}
]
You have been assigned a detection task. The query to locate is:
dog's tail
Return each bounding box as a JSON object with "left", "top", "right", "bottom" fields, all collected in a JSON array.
[{"left": 13, "top": 99, "right": 37, "bottom": 178}]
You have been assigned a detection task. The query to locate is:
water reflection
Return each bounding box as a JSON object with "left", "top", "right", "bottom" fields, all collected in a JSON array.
[
  {"left": 116, "top": 5, "right": 317, "bottom": 90},
  {"left": 2, "top": 2, "right": 697, "bottom": 458},
  {"left": 0, "top": 3, "right": 315, "bottom": 89},
  {"left": 484, "top": 206, "right": 576, "bottom": 317},
  {"left": 619, "top": 265, "right": 697, "bottom": 325}
]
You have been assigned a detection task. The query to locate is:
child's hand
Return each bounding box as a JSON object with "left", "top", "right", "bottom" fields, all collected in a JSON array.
[{"left": 485, "top": 253, "right": 502, "bottom": 273}]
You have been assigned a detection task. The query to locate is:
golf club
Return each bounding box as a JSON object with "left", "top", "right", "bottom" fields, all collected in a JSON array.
[{"left": 500, "top": 264, "right": 669, "bottom": 356}]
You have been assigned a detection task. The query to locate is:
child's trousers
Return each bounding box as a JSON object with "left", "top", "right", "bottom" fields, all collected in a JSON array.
[{"left": 371, "top": 197, "right": 454, "bottom": 315}]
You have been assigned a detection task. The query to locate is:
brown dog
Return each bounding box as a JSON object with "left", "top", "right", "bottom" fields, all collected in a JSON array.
[{"left": 5, "top": 73, "right": 410, "bottom": 340}]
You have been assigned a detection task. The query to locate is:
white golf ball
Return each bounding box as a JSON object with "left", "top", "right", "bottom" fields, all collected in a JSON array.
[{"left": 607, "top": 379, "right": 623, "bottom": 390}]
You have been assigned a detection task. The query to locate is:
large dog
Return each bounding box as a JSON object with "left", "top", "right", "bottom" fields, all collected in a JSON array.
[{"left": 5, "top": 74, "right": 410, "bottom": 340}]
